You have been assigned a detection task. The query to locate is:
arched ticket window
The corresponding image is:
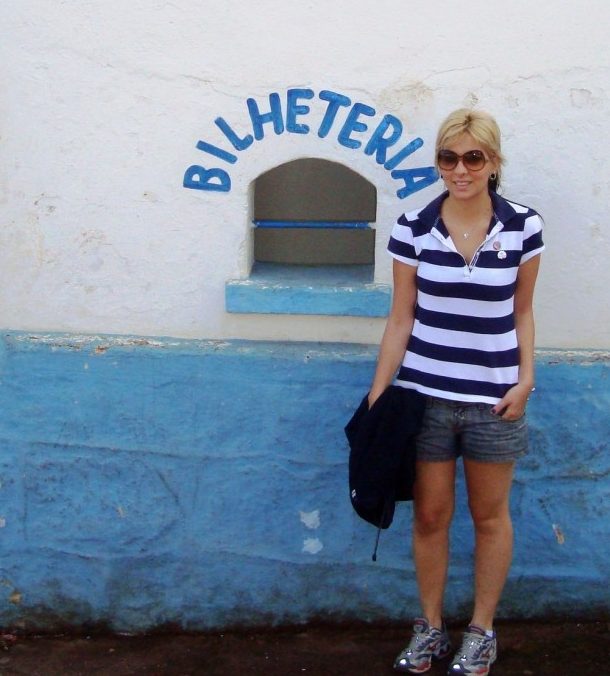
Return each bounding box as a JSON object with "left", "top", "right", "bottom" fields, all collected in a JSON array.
[{"left": 225, "top": 158, "right": 391, "bottom": 317}]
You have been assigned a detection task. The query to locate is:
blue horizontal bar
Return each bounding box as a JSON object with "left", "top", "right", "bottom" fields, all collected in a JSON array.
[
  {"left": 225, "top": 264, "right": 391, "bottom": 317},
  {"left": 253, "top": 220, "right": 370, "bottom": 229}
]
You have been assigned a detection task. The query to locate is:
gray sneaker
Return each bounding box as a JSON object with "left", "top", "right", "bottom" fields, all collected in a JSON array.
[
  {"left": 447, "top": 625, "right": 497, "bottom": 675},
  {"left": 394, "top": 618, "right": 452, "bottom": 673}
]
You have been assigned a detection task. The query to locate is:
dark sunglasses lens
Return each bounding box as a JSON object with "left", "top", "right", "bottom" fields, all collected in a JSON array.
[
  {"left": 437, "top": 150, "right": 458, "bottom": 169},
  {"left": 463, "top": 151, "right": 486, "bottom": 170}
]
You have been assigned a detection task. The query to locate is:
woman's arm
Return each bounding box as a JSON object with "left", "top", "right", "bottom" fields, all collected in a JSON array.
[
  {"left": 368, "top": 259, "right": 418, "bottom": 407},
  {"left": 492, "top": 254, "right": 542, "bottom": 419}
]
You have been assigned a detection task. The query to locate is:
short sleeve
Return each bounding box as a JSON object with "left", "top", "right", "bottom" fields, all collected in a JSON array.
[
  {"left": 521, "top": 213, "right": 545, "bottom": 264},
  {"left": 387, "top": 213, "right": 419, "bottom": 267}
]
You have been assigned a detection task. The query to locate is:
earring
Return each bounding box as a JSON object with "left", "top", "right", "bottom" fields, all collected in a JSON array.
[{"left": 489, "top": 172, "right": 497, "bottom": 180}]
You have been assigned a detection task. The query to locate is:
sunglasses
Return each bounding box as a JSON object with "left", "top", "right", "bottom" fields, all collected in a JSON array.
[{"left": 437, "top": 149, "right": 488, "bottom": 171}]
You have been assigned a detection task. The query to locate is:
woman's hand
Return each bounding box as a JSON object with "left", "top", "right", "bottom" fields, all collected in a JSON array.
[
  {"left": 496, "top": 256, "right": 540, "bottom": 421},
  {"left": 367, "top": 389, "right": 384, "bottom": 410},
  {"left": 491, "top": 383, "right": 532, "bottom": 420}
]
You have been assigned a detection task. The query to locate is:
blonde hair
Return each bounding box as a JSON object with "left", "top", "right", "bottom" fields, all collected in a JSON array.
[{"left": 436, "top": 109, "right": 505, "bottom": 190}]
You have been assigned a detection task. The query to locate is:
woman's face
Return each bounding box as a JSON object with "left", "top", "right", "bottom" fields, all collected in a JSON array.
[{"left": 438, "top": 132, "right": 498, "bottom": 203}]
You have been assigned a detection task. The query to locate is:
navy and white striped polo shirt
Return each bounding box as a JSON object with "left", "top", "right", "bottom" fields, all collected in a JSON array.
[{"left": 388, "top": 190, "right": 545, "bottom": 404}]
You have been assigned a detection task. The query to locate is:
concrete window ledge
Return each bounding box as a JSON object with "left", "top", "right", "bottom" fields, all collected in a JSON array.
[{"left": 225, "top": 263, "right": 391, "bottom": 317}]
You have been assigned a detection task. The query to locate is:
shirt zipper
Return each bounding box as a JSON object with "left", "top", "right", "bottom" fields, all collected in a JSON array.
[
  {"left": 431, "top": 214, "right": 503, "bottom": 278},
  {"left": 463, "top": 243, "right": 485, "bottom": 277}
]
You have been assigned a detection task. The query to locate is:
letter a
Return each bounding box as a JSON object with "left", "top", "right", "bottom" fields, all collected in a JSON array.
[{"left": 391, "top": 167, "right": 438, "bottom": 199}]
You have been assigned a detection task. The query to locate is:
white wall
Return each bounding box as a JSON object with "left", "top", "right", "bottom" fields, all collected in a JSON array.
[{"left": 1, "top": 0, "right": 609, "bottom": 348}]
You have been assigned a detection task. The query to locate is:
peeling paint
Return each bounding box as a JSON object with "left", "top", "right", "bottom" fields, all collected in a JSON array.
[
  {"left": 13, "top": 334, "right": 171, "bottom": 351},
  {"left": 5, "top": 332, "right": 376, "bottom": 362},
  {"left": 536, "top": 349, "right": 610, "bottom": 363},
  {"left": 302, "top": 538, "right": 323, "bottom": 555},
  {"left": 299, "top": 510, "right": 320, "bottom": 530},
  {"left": 0, "top": 517, "right": 6, "bottom": 528},
  {"left": 570, "top": 88, "right": 602, "bottom": 108},
  {"left": 552, "top": 524, "right": 566, "bottom": 545},
  {"left": 9, "top": 591, "right": 22, "bottom": 605}
]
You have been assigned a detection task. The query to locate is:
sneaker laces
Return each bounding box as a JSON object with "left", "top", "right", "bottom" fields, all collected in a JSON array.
[
  {"left": 456, "top": 631, "right": 488, "bottom": 661},
  {"left": 405, "top": 621, "right": 437, "bottom": 654}
]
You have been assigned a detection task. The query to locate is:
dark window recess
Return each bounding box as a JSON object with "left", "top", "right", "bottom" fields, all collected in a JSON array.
[
  {"left": 252, "top": 158, "right": 377, "bottom": 270},
  {"left": 254, "top": 228, "right": 375, "bottom": 265}
]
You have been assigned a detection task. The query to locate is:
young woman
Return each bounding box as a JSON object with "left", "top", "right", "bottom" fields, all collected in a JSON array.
[{"left": 368, "top": 109, "right": 544, "bottom": 675}]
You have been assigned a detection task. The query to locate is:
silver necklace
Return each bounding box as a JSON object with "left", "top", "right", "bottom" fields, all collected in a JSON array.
[
  {"left": 461, "top": 212, "right": 493, "bottom": 239},
  {"left": 443, "top": 204, "right": 493, "bottom": 241}
]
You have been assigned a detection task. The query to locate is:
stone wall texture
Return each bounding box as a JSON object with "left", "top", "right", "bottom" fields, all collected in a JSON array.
[{"left": 0, "top": 335, "right": 607, "bottom": 631}]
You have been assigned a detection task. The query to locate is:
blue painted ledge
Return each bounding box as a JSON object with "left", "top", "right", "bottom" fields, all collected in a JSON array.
[
  {"left": 0, "top": 333, "right": 608, "bottom": 632},
  {"left": 254, "top": 220, "right": 370, "bottom": 229},
  {"left": 225, "top": 264, "right": 391, "bottom": 317}
]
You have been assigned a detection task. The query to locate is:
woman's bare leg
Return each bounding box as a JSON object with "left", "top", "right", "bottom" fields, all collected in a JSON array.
[
  {"left": 464, "top": 459, "right": 515, "bottom": 630},
  {"left": 412, "top": 460, "right": 456, "bottom": 629}
]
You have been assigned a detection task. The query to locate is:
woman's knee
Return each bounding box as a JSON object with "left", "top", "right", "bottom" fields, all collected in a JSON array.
[
  {"left": 470, "top": 509, "right": 512, "bottom": 536},
  {"left": 414, "top": 504, "right": 454, "bottom": 535}
]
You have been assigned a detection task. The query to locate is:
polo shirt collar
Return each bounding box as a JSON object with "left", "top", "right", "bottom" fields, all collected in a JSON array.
[{"left": 418, "top": 190, "right": 519, "bottom": 229}]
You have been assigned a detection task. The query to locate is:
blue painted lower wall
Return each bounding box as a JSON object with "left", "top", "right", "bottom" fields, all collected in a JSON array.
[{"left": 0, "top": 332, "right": 608, "bottom": 632}]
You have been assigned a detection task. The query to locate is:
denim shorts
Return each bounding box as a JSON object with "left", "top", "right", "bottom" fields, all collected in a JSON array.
[{"left": 416, "top": 396, "right": 529, "bottom": 463}]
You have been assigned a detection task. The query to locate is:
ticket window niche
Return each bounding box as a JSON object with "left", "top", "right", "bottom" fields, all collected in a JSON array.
[
  {"left": 226, "top": 158, "right": 390, "bottom": 317},
  {"left": 253, "top": 158, "right": 376, "bottom": 281}
]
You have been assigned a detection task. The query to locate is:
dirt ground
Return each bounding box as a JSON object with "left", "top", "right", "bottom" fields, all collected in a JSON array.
[{"left": 1, "top": 620, "right": 609, "bottom": 675}]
